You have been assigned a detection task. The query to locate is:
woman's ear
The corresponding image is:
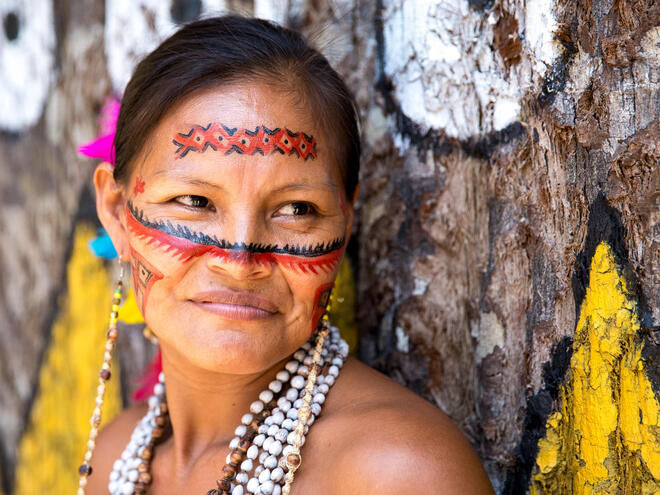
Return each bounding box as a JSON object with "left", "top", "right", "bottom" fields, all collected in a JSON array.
[{"left": 94, "top": 162, "right": 130, "bottom": 262}]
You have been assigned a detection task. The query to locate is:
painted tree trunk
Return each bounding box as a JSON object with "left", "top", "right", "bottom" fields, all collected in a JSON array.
[{"left": 0, "top": 1, "right": 657, "bottom": 494}]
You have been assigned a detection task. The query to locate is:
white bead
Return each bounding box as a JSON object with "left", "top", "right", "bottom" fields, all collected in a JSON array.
[
  {"left": 279, "top": 400, "right": 291, "bottom": 413},
  {"left": 264, "top": 415, "right": 274, "bottom": 426},
  {"left": 127, "top": 470, "right": 138, "bottom": 482},
  {"left": 240, "top": 459, "right": 253, "bottom": 472},
  {"left": 302, "top": 342, "right": 312, "bottom": 351},
  {"left": 153, "top": 383, "right": 165, "bottom": 396},
  {"left": 332, "top": 357, "right": 343, "bottom": 367},
  {"left": 268, "top": 440, "right": 282, "bottom": 456},
  {"left": 121, "top": 482, "right": 135, "bottom": 494},
  {"left": 328, "top": 365, "right": 339, "bottom": 377},
  {"left": 282, "top": 445, "right": 294, "bottom": 456},
  {"left": 109, "top": 481, "right": 118, "bottom": 493},
  {"left": 260, "top": 480, "right": 275, "bottom": 494},
  {"left": 148, "top": 396, "right": 159, "bottom": 409},
  {"left": 282, "top": 418, "right": 294, "bottom": 430},
  {"left": 291, "top": 376, "right": 305, "bottom": 389},
  {"left": 247, "top": 477, "right": 260, "bottom": 493},
  {"left": 268, "top": 380, "right": 282, "bottom": 393},
  {"left": 235, "top": 425, "right": 247, "bottom": 436},
  {"left": 259, "top": 452, "right": 269, "bottom": 464},
  {"left": 286, "top": 408, "right": 298, "bottom": 420},
  {"left": 273, "top": 484, "right": 281, "bottom": 495},
  {"left": 236, "top": 472, "right": 249, "bottom": 484},
  {"left": 271, "top": 411, "right": 285, "bottom": 425},
  {"left": 232, "top": 485, "right": 244, "bottom": 495},
  {"left": 254, "top": 465, "right": 264, "bottom": 477},
  {"left": 110, "top": 471, "right": 119, "bottom": 481},
  {"left": 242, "top": 413, "right": 254, "bottom": 425},
  {"left": 271, "top": 466, "right": 284, "bottom": 482},
  {"left": 158, "top": 372, "right": 165, "bottom": 383},
  {"left": 285, "top": 388, "right": 298, "bottom": 401},
  {"left": 259, "top": 390, "right": 274, "bottom": 403},
  {"left": 318, "top": 383, "right": 329, "bottom": 394},
  {"left": 293, "top": 398, "right": 304, "bottom": 409},
  {"left": 311, "top": 403, "right": 322, "bottom": 416},
  {"left": 258, "top": 424, "right": 269, "bottom": 434},
  {"left": 264, "top": 455, "right": 278, "bottom": 469},
  {"left": 229, "top": 437, "right": 240, "bottom": 449},
  {"left": 267, "top": 424, "right": 279, "bottom": 437},
  {"left": 263, "top": 436, "right": 274, "bottom": 451},
  {"left": 313, "top": 393, "right": 325, "bottom": 404},
  {"left": 275, "top": 428, "right": 288, "bottom": 442},
  {"left": 258, "top": 469, "right": 271, "bottom": 483},
  {"left": 293, "top": 350, "right": 306, "bottom": 361},
  {"left": 275, "top": 370, "right": 290, "bottom": 382},
  {"left": 287, "top": 431, "right": 296, "bottom": 444},
  {"left": 113, "top": 460, "right": 124, "bottom": 471},
  {"left": 325, "top": 375, "right": 335, "bottom": 386},
  {"left": 250, "top": 400, "right": 264, "bottom": 414},
  {"left": 247, "top": 445, "right": 259, "bottom": 460},
  {"left": 254, "top": 434, "right": 266, "bottom": 446},
  {"left": 303, "top": 355, "right": 313, "bottom": 365},
  {"left": 285, "top": 360, "right": 299, "bottom": 374}
]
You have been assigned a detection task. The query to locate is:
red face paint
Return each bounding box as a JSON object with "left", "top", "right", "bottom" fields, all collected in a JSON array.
[
  {"left": 125, "top": 202, "right": 345, "bottom": 274},
  {"left": 311, "top": 283, "right": 333, "bottom": 334},
  {"left": 133, "top": 176, "right": 145, "bottom": 195},
  {"left": 172, "top": 123, "right": 317, "bottom": 160},
  {"left": 129, "top": 245, "right": 163, "bottom": 318}
]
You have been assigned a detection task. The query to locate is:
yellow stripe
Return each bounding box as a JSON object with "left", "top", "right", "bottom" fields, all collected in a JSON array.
[
  {"left": 13, "top": 224, "right": 123, "bottom": 495},
  {"left": 329, "top": 257, "right": 359, "bottom": 354},
  {"left": 531, "top": 241, "right": 660, "bottom": 494}
]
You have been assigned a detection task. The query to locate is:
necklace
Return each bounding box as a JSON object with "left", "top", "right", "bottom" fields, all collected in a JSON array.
[{"left": 108, "top": 323, "right": 348, "bottom": 495}]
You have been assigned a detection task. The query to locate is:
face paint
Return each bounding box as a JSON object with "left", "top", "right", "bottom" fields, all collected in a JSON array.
[
  {"left": 133, "top": 176, "right": 145, "bottom": 195},
  {"left": 126, "top": 201, "right": 345, "bottom": 274},
  {"left": 129, "top": 245, "right": 164, "bottom": 318},
  {"left": 172, "top": 123, "right": 317, "bottom": 160},
  {"left": 311, "top": 283, "right": 333, "bottom": 333}
]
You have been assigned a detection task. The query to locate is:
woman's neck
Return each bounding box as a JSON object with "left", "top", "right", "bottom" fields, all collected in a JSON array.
[{"left": 159, "top": 346, "right": 289, "bottom": 469}]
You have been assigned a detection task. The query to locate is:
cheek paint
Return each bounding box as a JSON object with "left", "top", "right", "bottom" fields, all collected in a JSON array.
[
  {"left": 133, "top": 176, "right": 145, "bottom": 195},
  {"left": 129, "top": 246, "right": 163, "bottom": 319},
  {"left": 311, "top": 283, "right": 333, "bottom": 334},
  {"left": 125, "top": 202, "right": 345, "bottom": 274}
]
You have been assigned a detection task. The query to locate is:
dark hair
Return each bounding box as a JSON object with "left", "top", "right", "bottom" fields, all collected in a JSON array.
[{"left": 114, "top": 15, "right": 360, "bottom": 197}]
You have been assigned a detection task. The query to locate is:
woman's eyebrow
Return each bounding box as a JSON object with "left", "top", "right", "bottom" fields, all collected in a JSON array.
[
  {"left": 270, "top": 181, "right": 339, "bottom": 194},
  {"left": 150, "top": 171, "right": 227, "bottom": 190}
]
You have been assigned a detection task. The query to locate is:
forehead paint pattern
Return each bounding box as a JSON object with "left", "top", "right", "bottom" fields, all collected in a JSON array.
[
  {"left": 126, "top": 201, "right": 344, "bottom": 274},
  {"left": 172, "top": 123, "right": 317, "bottom": 160}
]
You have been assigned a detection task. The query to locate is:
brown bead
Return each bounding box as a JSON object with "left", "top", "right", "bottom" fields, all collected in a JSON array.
[
  {"left": 151, "top": 426, "right": 163, "bottom": 438},
  {"left": 78, "top": 463, "right": 92, "bottom": 476},
  {"left": 138, "top": 472, "right": 152, "bottom": 484},
  {"left": 221, "top": 464, "right": 235, "bottom": 477},
  {"left": 229, "top": 449, "right": 244, "bottom": 465},
  {"left": 237, "top": 439, "right": 250, "bottom": 452},
  {"left": 244, "top": 425, "right": 255, "bottom": 438},
  {"left": 205, "top": 490, "right": 221, "bottom": 495},
  {"left": 106, "top": 328, "right": 119, "bottom": 340},
  {"left": 311, "top": 363, "right": 322, "bottom": 375},
  {"left": 137, "top": 462, "right": 149, "bottom": 473},
  {"left": 99, "top": 369, "right": 111, "bottom": 381},
  {"left": 157, "top": 402, "right": 168, "bottom": 414},
  {"left": 286, "top": 453, "right": 301, "bottom": 468},
  {"left": 216, "top": 478, "right": 231, "bottom": 491},
  {"left": 155, "top": 415, "right": 167, "bottom": 427},
  {"left": 135, "top": 482, "right": 147, "bottom": 494},
  {"left": 140, "top": 448, "right": 152, "bottom": 460}
]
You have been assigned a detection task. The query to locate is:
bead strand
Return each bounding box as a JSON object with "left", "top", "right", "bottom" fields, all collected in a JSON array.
[
  {"left": 78, "top": 263, "right": 124, "bottom": 495},
  {"left": 281, "top": 322, "right": 330, "bottom": 495}
]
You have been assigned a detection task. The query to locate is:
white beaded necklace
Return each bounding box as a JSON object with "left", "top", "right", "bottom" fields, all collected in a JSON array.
[{"left": 109, "top": 325, "right": 348, "bottom": 495}]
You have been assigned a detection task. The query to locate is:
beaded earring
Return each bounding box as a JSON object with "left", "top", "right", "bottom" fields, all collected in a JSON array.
[
  {"left": 281, "top": 290, "right": 334, "bottom": 494},
  {"left": 77, "top": 259, "right": 124, "bottom": 495}
]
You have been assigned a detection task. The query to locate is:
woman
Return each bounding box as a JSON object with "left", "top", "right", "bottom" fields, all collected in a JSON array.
[{"left": 84, "top": 15, "right": 494, "bottom": 495}]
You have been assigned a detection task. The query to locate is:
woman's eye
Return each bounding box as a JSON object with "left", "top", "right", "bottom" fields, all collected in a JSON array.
[
  {"left": 175, "top": 195, "right": 211, "bottom": 208},
  {"left": 278, "top": 202, "right": 315, "bottom": 216}
]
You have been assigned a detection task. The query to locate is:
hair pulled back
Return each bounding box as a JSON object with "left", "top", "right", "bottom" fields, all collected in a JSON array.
[{"left": 114, "top": 15, "right": 360, "bottom": 196}]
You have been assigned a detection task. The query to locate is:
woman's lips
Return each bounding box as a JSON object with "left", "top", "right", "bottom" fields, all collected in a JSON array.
[{"left": 188, "top": 289, "right": 278, "bottom": 321}]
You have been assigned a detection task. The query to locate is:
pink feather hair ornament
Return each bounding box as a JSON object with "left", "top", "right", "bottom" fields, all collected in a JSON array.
[{"left": 77, "top": 97, "right": 121, "bottom": 165}]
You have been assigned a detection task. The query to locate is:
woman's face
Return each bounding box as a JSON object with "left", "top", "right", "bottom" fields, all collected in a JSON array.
[{"left": 108, "top": 82, "right": 352, "bottom": 374}]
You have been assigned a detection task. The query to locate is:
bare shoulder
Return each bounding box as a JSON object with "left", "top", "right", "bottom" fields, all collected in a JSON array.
[
  {"left": 305, "top": 357, "right": 494, "bottom": 495},
  {"left": 85, "top": 402, "right": 148, "bottom": 494}
]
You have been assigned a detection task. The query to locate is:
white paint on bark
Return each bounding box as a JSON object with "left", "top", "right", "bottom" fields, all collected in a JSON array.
[
  {"left": 0, "top": 0, "right": 55, "bottom": 131},
  {"left": 105, "top": 0, "right": 226, "bottom": 93},
  {"left": 254, "top": 0, "right": 288, "bottom": 24},
  {"left": 382, "top": 0, "right": 559, "bottom": 141},
  {"left": 473, "top": 311, "right": 505, "bottom": 361}
]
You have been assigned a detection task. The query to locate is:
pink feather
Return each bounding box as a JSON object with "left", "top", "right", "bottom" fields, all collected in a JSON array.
[
  {"left": 77, "top": 98, "right": 120, "bottom": 165},
  {"left": 133, "top": 350, "right": 163, "bottom": 402}
]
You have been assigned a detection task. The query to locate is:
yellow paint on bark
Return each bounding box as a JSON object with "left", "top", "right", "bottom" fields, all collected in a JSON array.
[
  {"left": 13, "top": 224, "right": 122, "bottom": 495},
  {"left": 329, "top": 257, "right": 359, "bottom": 354},
  {"left": 531, "top": 241, "right": 660, "bottom": 494}
]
